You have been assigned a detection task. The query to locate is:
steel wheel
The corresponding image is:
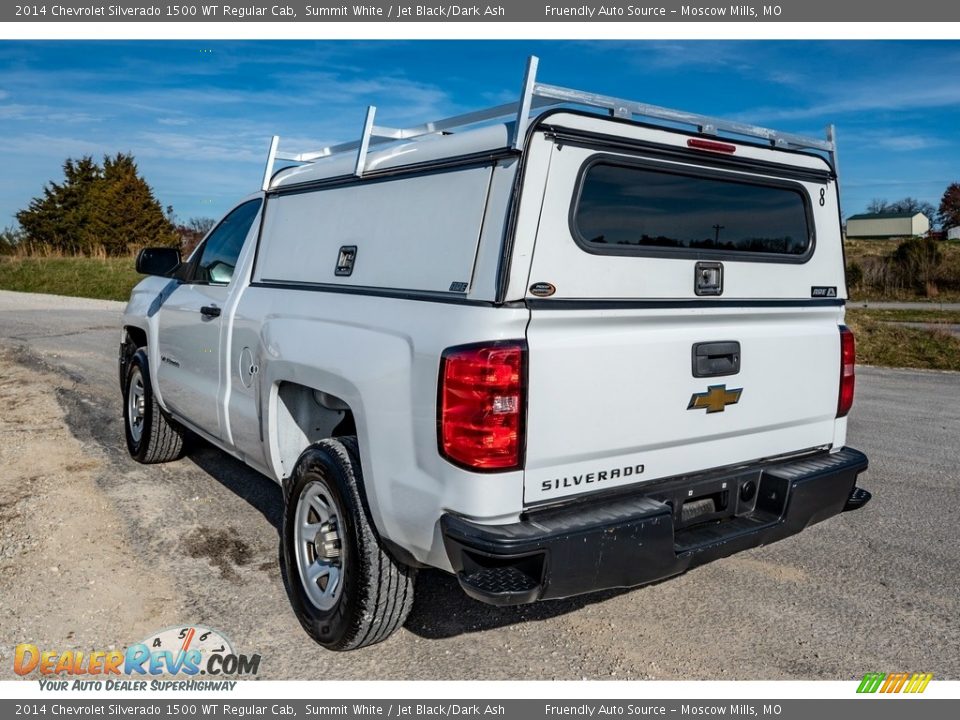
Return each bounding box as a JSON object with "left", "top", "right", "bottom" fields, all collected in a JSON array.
[
  {"left": 294, "top": 480, "right": 345, "bottom": 611},
  {"left": 121, "top": 348, "right": 186, "bottom": 464},
  {"left": 282, "top": 438, "right": 415, "bottom": 649},
  {"left": 127, "top": 366, "right": 146, "bottom": 444}
]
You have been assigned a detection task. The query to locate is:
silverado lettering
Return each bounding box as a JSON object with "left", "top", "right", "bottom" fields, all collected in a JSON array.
[{"left": 541, "top": 464, "right": 646, "bottom": 493}]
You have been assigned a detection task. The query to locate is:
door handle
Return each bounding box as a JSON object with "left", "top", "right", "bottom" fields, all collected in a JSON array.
[
  {"left": 692, "top": 341, "right": 740, "bottom": 378},
  {"left": 200, "top": 305, "right": 221, "bottom": 318}
]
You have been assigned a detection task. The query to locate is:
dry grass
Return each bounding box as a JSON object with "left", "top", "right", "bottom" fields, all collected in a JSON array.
[
  {"left": 846, "top": 313, "right": 960, "bottom": 371},
  {"left": 845, "top": 237, "right": 960, "bottom": 302},
  {"left": 3, "top": 243, "right": 112, "bottom": 259},
  {"left": 848, "top": 308, "right": 960, "bottom": 324},
  {"left": 0, "top": 255, "right": 142, "bottom": 301}
]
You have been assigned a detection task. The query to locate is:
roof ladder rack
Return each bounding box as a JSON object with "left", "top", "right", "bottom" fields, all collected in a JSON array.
[{"left": 262, "top": 55, "right": 837, "bottom": 191}]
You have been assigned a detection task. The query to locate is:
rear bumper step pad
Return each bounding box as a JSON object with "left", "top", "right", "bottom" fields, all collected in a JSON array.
[{"left": 441, "top": 447, "right": 869, "bottom": 606}]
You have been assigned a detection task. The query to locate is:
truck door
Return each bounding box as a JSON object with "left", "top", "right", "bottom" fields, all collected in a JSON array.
[{"left": 155, "top": 199, "right": 262, "bottom": 438}]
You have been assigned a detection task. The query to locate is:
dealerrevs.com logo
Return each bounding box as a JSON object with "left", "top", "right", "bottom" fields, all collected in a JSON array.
[{"left": 14, "top": 625, "right": 260, "bottom": 691}]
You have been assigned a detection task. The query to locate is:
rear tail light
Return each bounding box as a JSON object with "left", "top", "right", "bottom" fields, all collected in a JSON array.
[
  {"left": 837, "top": 325, "right": 856, "bottom": 418},
  {"left": 438, "top": 341, "right": 526, "bottom": 471}
]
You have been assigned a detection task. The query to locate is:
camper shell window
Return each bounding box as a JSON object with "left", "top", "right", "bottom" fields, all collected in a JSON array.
[{"left": 571, "top": 157, "right": 814, "bottom": 262}]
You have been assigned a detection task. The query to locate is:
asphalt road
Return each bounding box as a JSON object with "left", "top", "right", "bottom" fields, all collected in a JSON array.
[{"left": 0, "top": 289, "right": 957, "bottom": 681}]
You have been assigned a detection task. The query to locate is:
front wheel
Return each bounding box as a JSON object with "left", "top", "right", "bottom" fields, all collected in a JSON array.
[
  {"left": 282, "top": 437, "right": 415, "bottom": 650},
  {"left": 122, "top": 349, "right": 187, "bottom": 464}
]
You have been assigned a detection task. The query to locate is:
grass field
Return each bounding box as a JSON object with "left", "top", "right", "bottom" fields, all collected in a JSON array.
[
  {"left": 844, "top": 237, "right": 960, "bottom": 262},
  {"left": 845, "top": 237, "right": 960, "bottom": 302},
  {"left": 846, "top": 312, "right": 960, "bottom": 372},
  {"left": 847, "top": 307, "right": 960, "bottom": 324},
  {"left": 0, "top": 256, "right": 142, "bottom": 302}
]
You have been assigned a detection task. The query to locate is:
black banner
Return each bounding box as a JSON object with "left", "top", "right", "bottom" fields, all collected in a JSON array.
[
  {"left": 1, "top": 700, "right": 958, "bottom": 719},
  {"left": 5, "top": 0, "right": 960, "bottom": 22}
]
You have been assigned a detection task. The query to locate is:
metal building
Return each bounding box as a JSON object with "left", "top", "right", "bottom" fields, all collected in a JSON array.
[{"left": 845, "top": 211, "right": 930, "bottom": 239}]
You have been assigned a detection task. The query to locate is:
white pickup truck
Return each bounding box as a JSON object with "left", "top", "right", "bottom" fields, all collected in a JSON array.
[{"left": 120, "top": 58, "right": 870, "bottom": 650}]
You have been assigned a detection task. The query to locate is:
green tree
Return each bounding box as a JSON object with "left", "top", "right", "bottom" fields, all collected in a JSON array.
[
  {"left": 938, "top": 183, "right": 960, "bottom": 232},
  {"left": 17, "top": 156, "right": 102, "bottom": 254},
  {"left": 15, "top": 153, "right": 177, "bottom": 255},
  {"left": 89, "top": 154, "right": 179, "bottom": 254}
]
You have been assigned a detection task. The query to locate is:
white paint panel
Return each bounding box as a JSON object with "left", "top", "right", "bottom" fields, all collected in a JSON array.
[
  {"left": 524, "top": 306, "right": 842, "bottom": 503},
  {"left": 230, "top": 285, "right": 531, "bottom": 569},
  {"left": 527, "top": 139, "right": 846, "bottom": 300},
  {"left": 255, "top": 166, "right": 493, "bottom": 294}
]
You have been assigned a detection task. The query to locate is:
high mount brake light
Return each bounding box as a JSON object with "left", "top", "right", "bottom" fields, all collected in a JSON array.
[
  {"left": 837, "top": 325, "right": 856, "bottom": 418},
  {"left": 438, "top": 341, "right": 526, "bottom": 471},
  {"left": 687, "top": 138, "right": 737, "bottom": 154}
]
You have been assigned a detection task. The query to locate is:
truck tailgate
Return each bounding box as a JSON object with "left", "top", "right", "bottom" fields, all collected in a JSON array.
[{"left": 523, "top": 305, "right": 842, "bottom": 504}]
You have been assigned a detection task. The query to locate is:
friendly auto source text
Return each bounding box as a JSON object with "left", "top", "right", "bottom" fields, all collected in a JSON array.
[{"left": 543, "top": 5, "right": 782, "bottom": 17}]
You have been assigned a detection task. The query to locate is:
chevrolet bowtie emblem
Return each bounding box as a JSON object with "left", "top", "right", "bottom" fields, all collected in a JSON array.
[{"left": 688, "top": 384, "right": 742, "bottom": 413}]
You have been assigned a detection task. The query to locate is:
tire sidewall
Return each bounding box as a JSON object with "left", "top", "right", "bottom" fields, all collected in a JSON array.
[
  {"left": 282, "top": 445, "right": 362, "bottom": 649},
  {"left": 123, "top": 350, "right": 154, "bottom": 461}
]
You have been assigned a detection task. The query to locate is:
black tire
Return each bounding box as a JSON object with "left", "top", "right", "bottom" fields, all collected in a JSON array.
[
  {"left": 122, "top": 349, "right": 187, "bottom": 464},
  {"left": 282, "top": 437, "right": 415, "bottom": 650}
]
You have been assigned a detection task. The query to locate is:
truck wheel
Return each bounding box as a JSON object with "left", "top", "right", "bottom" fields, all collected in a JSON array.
[
  {"left": 282, "top": 437, "right": 415, "bottom": 650},
  {"left": 122, "top": 349, "right": 186, "bottom": 464}
]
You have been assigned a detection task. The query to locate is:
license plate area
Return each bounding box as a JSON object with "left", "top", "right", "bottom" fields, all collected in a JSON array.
[{"left": 650, "top": 469, "right": 762, "bottom": 531}]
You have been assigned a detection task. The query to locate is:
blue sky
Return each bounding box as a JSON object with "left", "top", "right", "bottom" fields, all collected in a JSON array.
[{"left": 1, "top": 40, "right": 959, "bottom": 229}]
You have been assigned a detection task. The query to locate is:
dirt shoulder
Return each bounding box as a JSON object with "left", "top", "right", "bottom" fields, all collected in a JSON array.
[{"left": 0, "top": 349, "right": 177, "bottom": 678}]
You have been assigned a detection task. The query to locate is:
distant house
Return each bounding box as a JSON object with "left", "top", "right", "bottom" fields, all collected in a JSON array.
[
  {"left": 948, "top": 226, "right": 960, "bottom": 241},
  {"left": 845, "top": 211, "right": 930, "bottom": 239}
]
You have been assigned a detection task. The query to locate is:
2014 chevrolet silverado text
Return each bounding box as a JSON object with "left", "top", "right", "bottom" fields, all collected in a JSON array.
[{"left": 120, "top": 57, "right": 871, "bottom": 650}]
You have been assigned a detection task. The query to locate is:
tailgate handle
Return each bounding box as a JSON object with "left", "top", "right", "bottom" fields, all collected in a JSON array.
[{"left": 692, "top": 341, "right": 740, "bottom": 378}]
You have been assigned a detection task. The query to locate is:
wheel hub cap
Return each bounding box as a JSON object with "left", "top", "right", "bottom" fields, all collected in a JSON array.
[
  {"left": 127, "top": 368, "right": 145, "bottom": 444},
  {"left": 314, "top": 521, "right": 341, "bottom": 561},
  {"left": 294, "top": 481, "right": 344, "bottom": 611}
]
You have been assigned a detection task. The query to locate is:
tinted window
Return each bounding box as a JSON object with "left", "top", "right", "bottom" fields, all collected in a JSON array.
[
  {"left": 193, "top": 199, "right": 262, "bottom": 284},
  {"left": 574, "top": 162, "right": 811, "bottom": 257}
]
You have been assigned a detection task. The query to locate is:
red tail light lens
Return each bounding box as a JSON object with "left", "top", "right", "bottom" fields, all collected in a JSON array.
[
  {"left": 837, "top": 325, "right": 856, "bottom": 418},
  {"left": 687, "top": 138, "right": 737, "bottom": 154},
  {"left": 439, "top": 341, "right": 526, "bottom": 471}
]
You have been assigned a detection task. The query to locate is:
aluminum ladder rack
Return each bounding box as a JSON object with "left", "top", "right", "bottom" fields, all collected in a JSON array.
[{"left": 262, "top": 55, "right": 838, "bottom": 191}]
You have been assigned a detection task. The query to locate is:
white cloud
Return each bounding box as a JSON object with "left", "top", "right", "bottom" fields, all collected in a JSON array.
[
  {"left": 737, "top": 77, "right": 960, "bottom": 124},
  {"left": 3, "top": 133, "right": 108, "bottom": 158},
  {"left": 872, "top": 135, "right": 945, "bottom": 152},
  {"left": 0, "top": 101, "right": 101, "bottom": 124},
  {"left": 135, "top": 131, "right": 263, "bottom": 163}
]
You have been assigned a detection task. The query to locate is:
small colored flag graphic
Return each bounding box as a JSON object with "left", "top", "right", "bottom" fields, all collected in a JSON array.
[{"left": 857, "top": 672, "right": 933, "bottom": 694}]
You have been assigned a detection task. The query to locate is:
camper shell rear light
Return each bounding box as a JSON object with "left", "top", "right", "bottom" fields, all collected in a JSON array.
[{"left": 687, "top": 138, "right": 738, "bottom": 154}]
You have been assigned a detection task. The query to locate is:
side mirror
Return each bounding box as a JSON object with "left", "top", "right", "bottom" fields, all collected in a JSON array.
[{"left": 136, "top": 247, "right": 181, "bottom": 277}]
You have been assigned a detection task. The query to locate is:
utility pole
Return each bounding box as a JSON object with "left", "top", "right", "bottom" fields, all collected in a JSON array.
[{"left": 712, "top": 224, "right": 724, "bottom": 244}]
